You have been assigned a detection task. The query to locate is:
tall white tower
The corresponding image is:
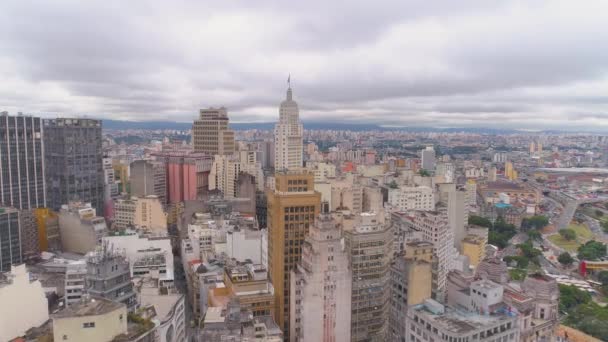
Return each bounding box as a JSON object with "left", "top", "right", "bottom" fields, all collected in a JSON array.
[{"left": 274, "top": 79, "right": 303, "bottom": 170}]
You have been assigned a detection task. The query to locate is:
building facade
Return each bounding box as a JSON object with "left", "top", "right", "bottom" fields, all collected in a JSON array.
[
  {"left": 0, "top": 113, "right": 46, "bottom": 210},
  {"left": 290, "top": 211, "right": 352, "bottom": 342},
  {"left": 267, "top": 171, "right": 320, "bottom": 341},
  {"left": 192, "top": 107, "right": 235, "bottom": 155},
  {"left": 388, "top": 186, "right": 435, "bottom": 211},
  {"left": 44, "top": 118, "right": 104, "bottom": 214},
  {"left": 343, "top": 212, "right": 393, "bottom": 342},
  {"left": 0, "top": 207, "right": 22, "bottom": 271},
  {"left": 130, "top": 159, "right": 167, "bottom": 206}
]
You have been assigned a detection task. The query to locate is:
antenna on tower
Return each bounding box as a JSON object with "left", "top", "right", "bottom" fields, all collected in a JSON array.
[{"left": 287, "top": 74, "right": 291, "bottom": 88}]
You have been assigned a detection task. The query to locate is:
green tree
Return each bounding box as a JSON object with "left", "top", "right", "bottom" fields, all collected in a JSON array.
[
  {"left": 559, "top": 228, "right": 577, "bottom": 241},
  {"left": 522, "top": 215, "right": 549, "bottom": 230},
  {"left": 601, "top": 221, "right": 608, "bottom": 233},
  {"left": 527, "top": 229, "right": 541, "bottom": 241},
  {"left": 596, "top": 209, "right": 604, "bottom": 217},
  {"left": 558, "top": 252, "right": 574, "bottom": 266},
  {"left": 419, "top": 169, "right": 431, "bottom": 177},
  {"left": 468, "top": 215, "right": 492, "bottom": 228},
  {"left": 387, "top": 180, "right": 398, "bottom": 189},
  {"left": 578, "top": 240, "right": 607, "bottom": 260},
  {"left": 598, "top": 271, "right": 608, "bottom": 285}
]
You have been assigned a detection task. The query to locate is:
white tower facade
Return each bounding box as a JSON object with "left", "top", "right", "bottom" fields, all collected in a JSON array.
[{"left": 274, "top": 84, "right": 303, "bottom": 170}]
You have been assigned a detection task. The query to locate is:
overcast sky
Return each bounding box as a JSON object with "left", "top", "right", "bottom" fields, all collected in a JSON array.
[{"left": 1, "top": 1, "right": 608, "bottom": 130}]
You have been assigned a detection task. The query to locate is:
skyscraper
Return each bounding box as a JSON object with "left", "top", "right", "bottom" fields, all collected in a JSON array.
[
  {"left": 267, "top": 171, "right": 320, "bottom": 341},
  {"left": 343, "top": 211, "right": 393, "bottom": 342},
  {"left": 274, "top": 82, "right": 303, "bottom": 171},
  {"left": 192, "top": 107, "right": 235, "bottom": 155},
  {"left": 0, "top": 207, "right": 22, "bottom": 272},
  {"left": 290, "top": 209, "right": 352, "bottom": 341},
  {"left": 44, "top": 118, "right": 104, "bottom": 214},
  {"left": 421, "top": 146, "right": 436, "bottom": 171},
  {"left": 0, "top": 113, "right": 46, "bottom": 210}
]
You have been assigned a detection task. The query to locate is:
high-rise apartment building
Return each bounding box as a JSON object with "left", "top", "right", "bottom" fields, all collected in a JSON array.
[
  {"left": 267, "top": 171, "right": 320, "bottom": 341},
  {"left": 130, "top": 159, "right": 167, "bottom": 206},
  {"left": 290, "top": 209, "right": 352, "bottom": 342},
  {"left": 274, "top": 84, "right": 303, "bottom": 171},
  {"left": 192, "top": 107, "right": 235, "bottom": 155},
  {"left": 343, "top": 211, "right": 393, "bottom": 342},
  {"left": 44, "top": 118, "right": 104, "bottom": 215},
  {"left": 209, "top": 154, "right": 241, "bottom": 198},
  {"left": 421, "top": 146, "right": 436, "bottom": 171},
  {"left": 388, "top": 186, "right": 435, "bottom": 211},
  {"left": 0, "top": 113, "right": 46, "bottom": 210}
]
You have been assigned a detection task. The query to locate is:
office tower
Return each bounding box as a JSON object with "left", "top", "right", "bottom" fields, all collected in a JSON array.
[
  {"left": 18, "top": 209, "right": 39, "bottom": 262},
  {"left": 274, "top": 83, "right": 303, "bottom": 171},
  {"left": 446, "top": 186, "right": 468, "bottom": 251},
  {"left": 44, "top": 118, "right": 104, "bottom": 215},
  {"left": 505, "top": 161, "right": 517, "bottom": 180},
  {"left": 192, "top": 107, "right": 235, "bottom": 155},
  {"left": 529, "top": 141, "right": 536, "bottom": 154},
  {"left": 0, "top": 113, "right": 46, "bottom": 210},
  {"left": 102, "top": 157, "right": 119, "bottom": 219},
  {"left": 421, "top": 146, "right": 436, "bottom": 171},
  {"left": 290, "top": 209, "right": 352, "bottom": 342},
  {"left": 85, "top": 243, "right": 138, "bottom": 311},
  {"left": 130, "top": 159, "right": 167, "bottom": 205},
  {"left": 267, "top": 171, "right": 320, "bottom": 340},
  {"left": 389, "top": 241, "right": 433, "bottom": 341},
  {"left": 0, "top": 207, "right": 22, "bottom": 272},
  {"left": 343, "top": 212, "right": 393, "bottom": 342}
]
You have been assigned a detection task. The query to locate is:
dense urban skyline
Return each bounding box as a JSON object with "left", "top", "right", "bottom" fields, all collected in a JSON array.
[{"left": 1, "top": 1, "right": 608, "bottom": 130}]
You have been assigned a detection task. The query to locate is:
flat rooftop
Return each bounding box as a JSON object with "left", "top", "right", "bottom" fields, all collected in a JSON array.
[{"left": 54, "top": 297, "right": 125, "bottom": 318}]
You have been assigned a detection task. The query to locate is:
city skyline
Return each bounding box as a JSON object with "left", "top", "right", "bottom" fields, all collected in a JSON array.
[{"left": 1, "top": 1, "right": 608, "bottom": 130}]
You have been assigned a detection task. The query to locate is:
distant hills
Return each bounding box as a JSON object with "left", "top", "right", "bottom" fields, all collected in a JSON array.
[{"left": 102, "top": 119, "right": 525, "bottom": 133}]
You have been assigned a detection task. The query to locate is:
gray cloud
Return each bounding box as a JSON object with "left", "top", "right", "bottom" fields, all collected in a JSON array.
[{"left": 0, "top": 0, "right": 608, "bottom": 130}]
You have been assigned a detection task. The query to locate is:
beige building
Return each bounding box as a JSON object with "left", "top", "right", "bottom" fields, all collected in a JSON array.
[
  {"left": 133, "top": 195, "right": 167, "bottom": 234},
  {"left": 130, "top": 160, "right": 167, "bottom": 205},
  {"left": 53, "top": 297, "right": 128, "bottom": 342},
  {"left": 58, "top": 202, "right": 107, "bottom": 254},
  {"left": 390, "top": 241, "right": 433, "bottom": 341},
  {"left": 462, "top": 234, "right": 487, "bottom": 267},
  {"left": 274, "top": 85, "right": 303, "bottom": 171},
  {"left": 209, "top": 154, "right": 241, "bottom": 198},
  {"left": 192, "top": 107, "right": 235, "bottom": 155},
  {"left": 267, "top": 170, "right": 320, "bottom": 341},
  {"left": 114, "top": 196, "right": 167, "bottom": 234}
]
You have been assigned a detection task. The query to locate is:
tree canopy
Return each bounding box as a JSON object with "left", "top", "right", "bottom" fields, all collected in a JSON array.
[
  {"left": 559, "top": 228, "right": 577, "bottom": 241},
  {"left": 577, "top": 240, "right": 607, "bottom": 260}
]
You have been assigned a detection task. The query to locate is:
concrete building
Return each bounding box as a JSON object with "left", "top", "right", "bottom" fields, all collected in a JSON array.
[
  {"left": 35, "top": 207, "right": 61, "bottom": 252},
  {"left": 64, "top": 262, "right": 87, "bottom": 306},
  {"left": 102, "top": 157, "right": 119, "bottom": 219},
  {"left": 103, "top": 232, "right": 174, "bottom": 287},
  {"left": 389, "top": 241, "right": 433, "bottom": 342},
  {"left": 209, "top": 154, "right": 241, "bottom": 198},
  {"left": 305, "top": 162, "right": 337, "bottom": 182},
  {"left": 200, "top": 301, "right": 283, "bottom": 341},
  {"left": 52, "top": 297, "right": 128, "bottom": 342},
  {"left": 388, "top": 186, "right": 435, "bottom": 211},
  {"left": 0, "top": 113, "right": 46, "bottom": 210},
  {"left": 446, "top": 185, "right": 469, "bottom": 251},
  {"left": 343, "top": 211, "right": 393, "bottom": 342},
  {"left": 274, "top": 84, "right": 304, "bottom": 171},
  {"left": 267, "top": 171, "right": 320, "bottom": 340},
  {"left": 58, "top": 202, "right": 107, "bottom": 254},
  {"left": 0, "top": 207, "right": 24, "bottom": 271},
  {"left": 130, "top": 159, "right": 167, "bottom": 206},
  {"left": 158, "top": 152, "right": 213, "bottom": 203},
  {"left": 137, "top": 277, "right": 186, "bottom": 342},
  {"left": 85, "top": 245, "right": 138, "bottom": 311},
  {"left": 133, "top": 195, "right": 168, "bottom": 234},
  {"left": 44, "top": 118, "right": 104, "bottom": 215},
  {"left": 0, "top": 264, "right": 49, "bottom": 342},
  {"left": 290, "top": 211, "right": 352, "bottom": 342},
  {"left": 421, "top": 146, "right": 436, "bottom": 171},
  {"left": 193, "top": 107, "right": 235, "bottom": 155},
  {"left": 226, "top": 227, "right": 264, "bottom": 265},
  {"left": 113, "top": 197, "right": 137, "bottom": 230},
  {"left": 406, "top": 209, "right": 458, "bottom": 301}
]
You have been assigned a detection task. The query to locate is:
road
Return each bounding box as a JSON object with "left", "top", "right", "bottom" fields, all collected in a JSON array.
[{"left": 557, "top": 200, "right": 579, "bottom": 230}]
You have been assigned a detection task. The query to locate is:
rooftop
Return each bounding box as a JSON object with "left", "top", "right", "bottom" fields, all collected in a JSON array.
[{"left": 54, "top": 297, "right": 125, "bottom": 318}]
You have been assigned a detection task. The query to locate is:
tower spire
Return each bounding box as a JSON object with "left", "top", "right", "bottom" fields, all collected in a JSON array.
[{"left": 286, "top": 74, "right": 293, "bottom": 101}]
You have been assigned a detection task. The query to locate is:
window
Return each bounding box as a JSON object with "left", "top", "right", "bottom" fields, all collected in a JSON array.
[
  {"left": 63, "top": 335, "right": 68, "bottom": 340},
  {"left": 83, "top": 322, "right": 96, "bottom": 328}
]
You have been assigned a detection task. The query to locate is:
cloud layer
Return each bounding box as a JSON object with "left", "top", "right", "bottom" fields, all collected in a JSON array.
[{"left": 1, "top": 0, "right": 608, "bottom": 130}]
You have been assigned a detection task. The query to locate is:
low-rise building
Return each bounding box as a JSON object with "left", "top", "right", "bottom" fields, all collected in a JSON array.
[
  {"left": 53, "top": 297, "right": 128, "bottom": 342},
  {"left": 0, "top": 264, "right": 49, "bottom": 342},
  {"left": 58, "top": 202, "right": 107, "bottom": 254}
]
